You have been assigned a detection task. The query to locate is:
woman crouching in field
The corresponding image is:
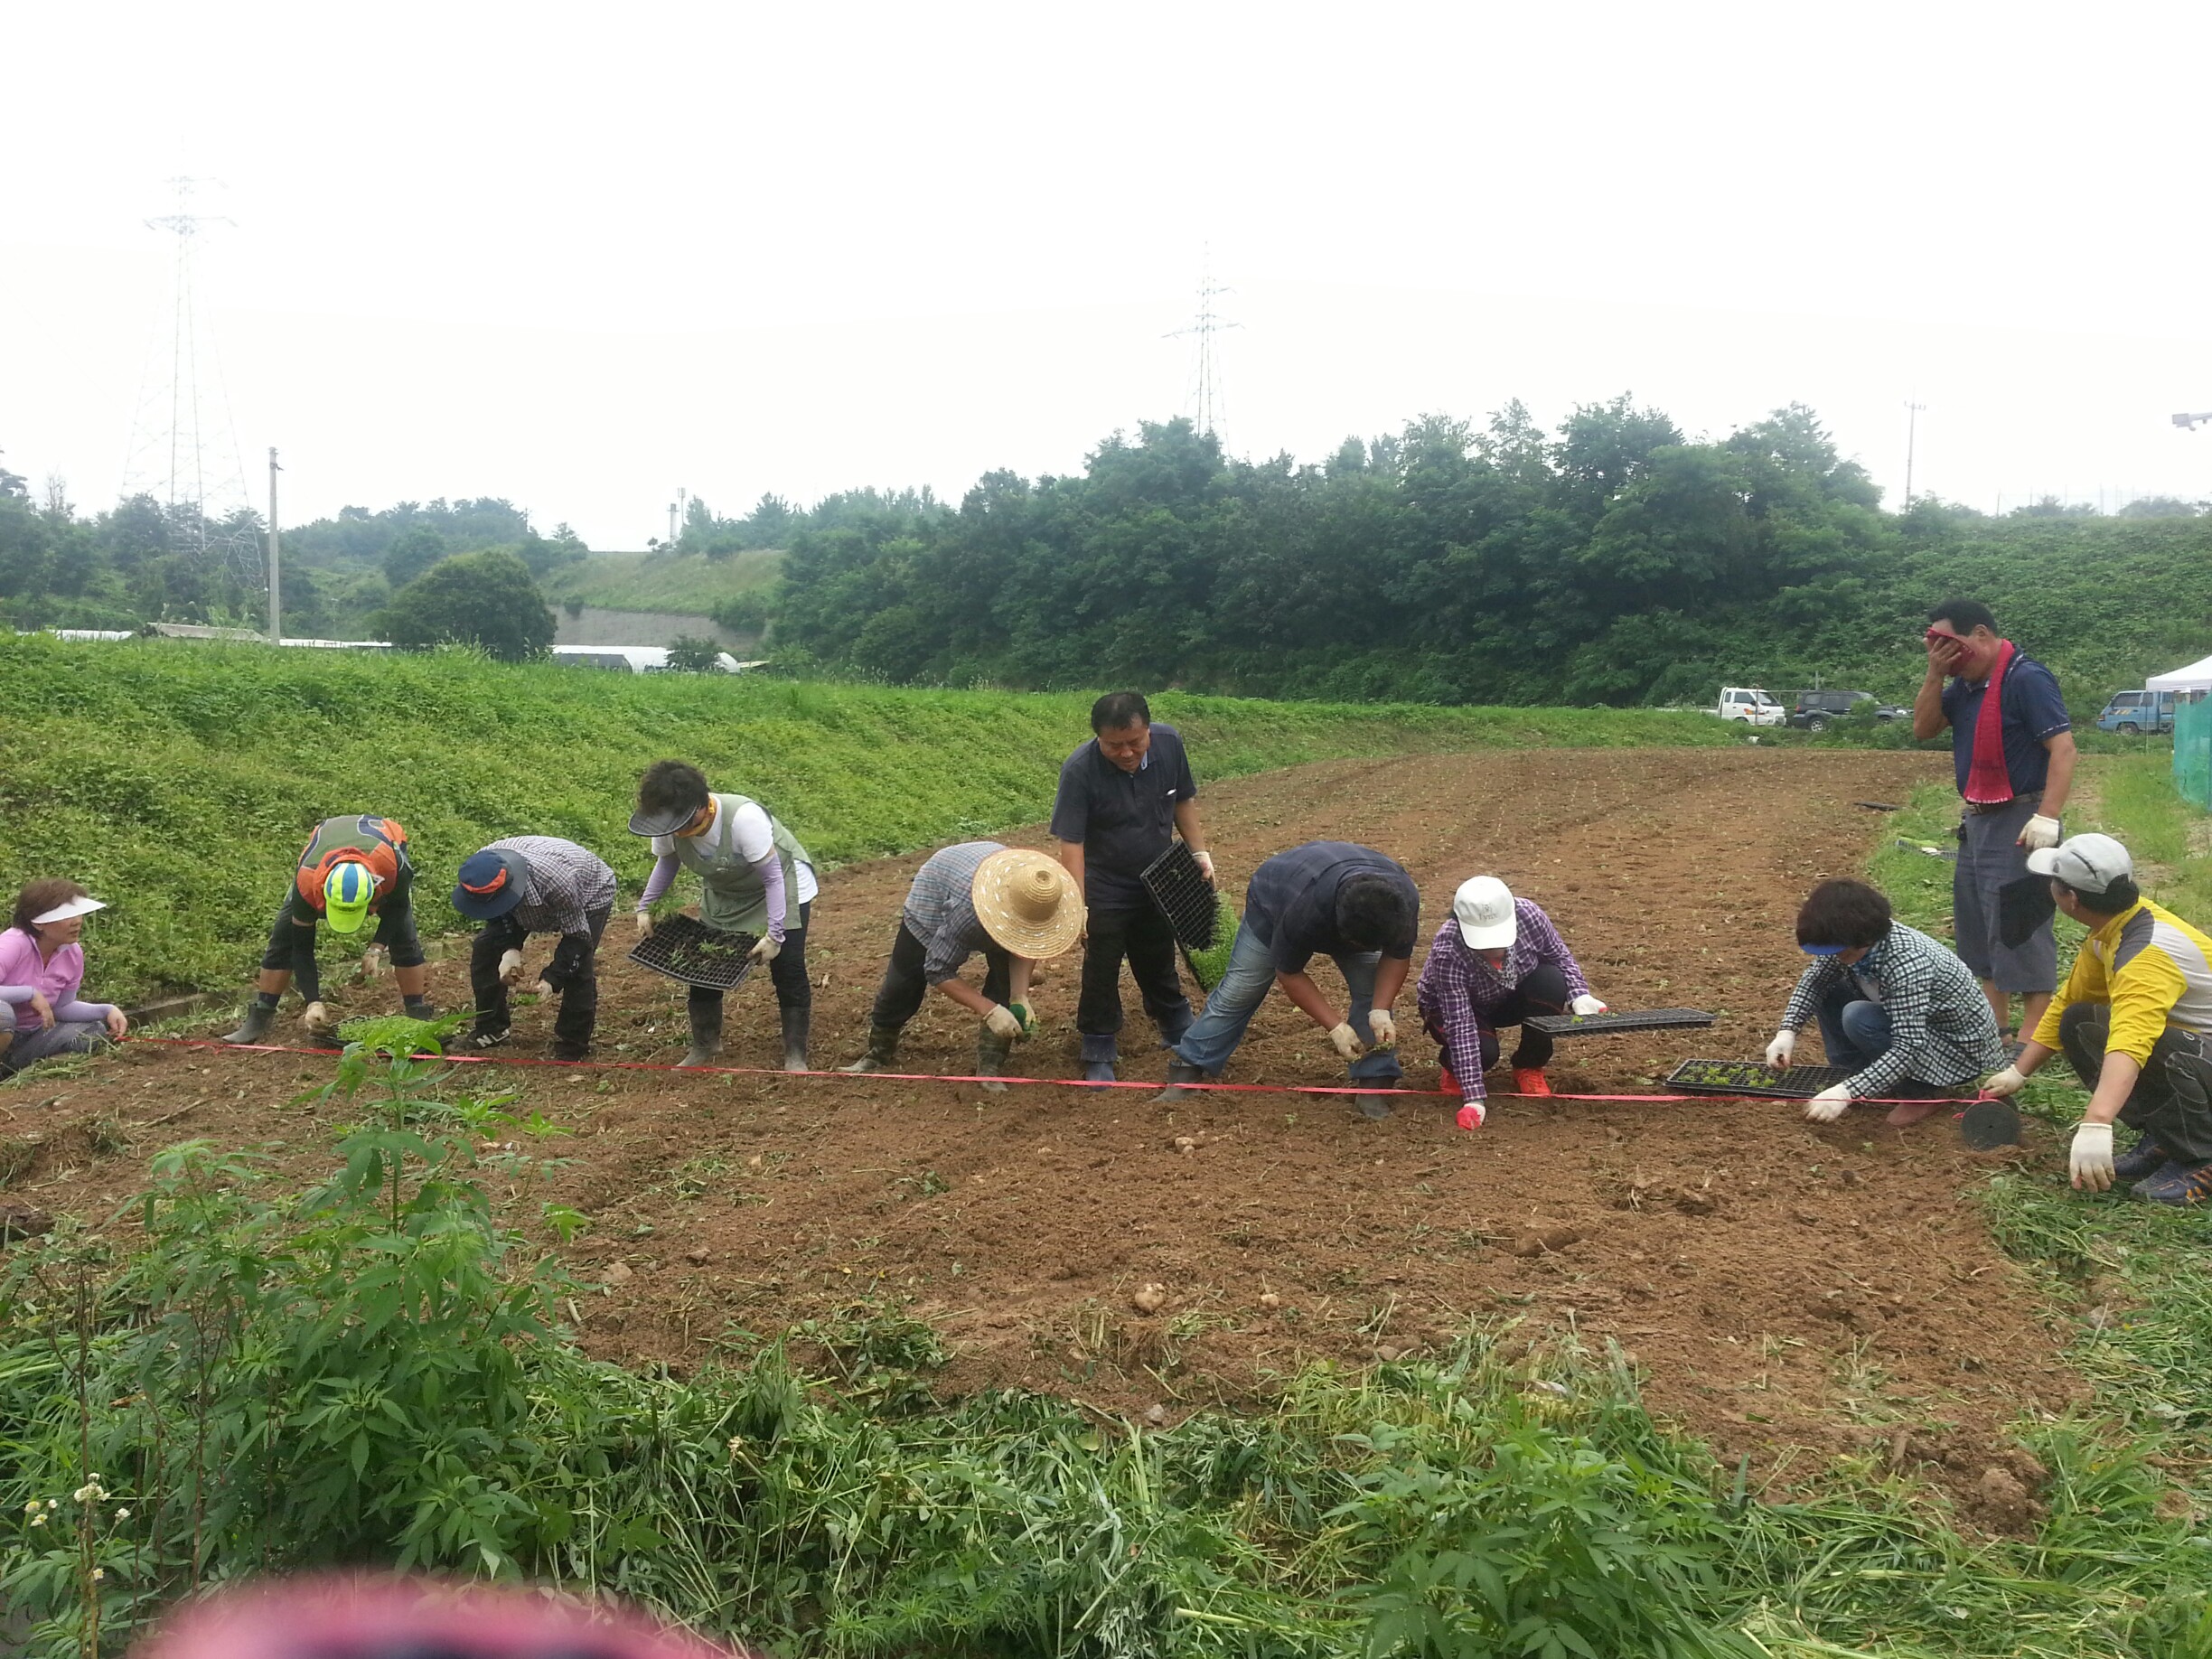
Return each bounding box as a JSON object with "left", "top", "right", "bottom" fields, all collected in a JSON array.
[{"left": 0, "top": 880, "right": 128, "bottom": 1077}]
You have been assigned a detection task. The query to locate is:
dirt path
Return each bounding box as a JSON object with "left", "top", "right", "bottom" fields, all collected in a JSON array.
[{"left": 2, "top": 746, "right": 2078, "bottom": 1506}]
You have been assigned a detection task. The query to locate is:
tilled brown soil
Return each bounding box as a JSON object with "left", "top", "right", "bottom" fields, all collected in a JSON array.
[{"left": 1, "top": 746, "right": 2080, "bottom": 1512}]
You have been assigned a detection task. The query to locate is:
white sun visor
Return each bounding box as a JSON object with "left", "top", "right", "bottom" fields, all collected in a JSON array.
[{"left": 30, "top": 896, "right": 108, "bottom": 925}]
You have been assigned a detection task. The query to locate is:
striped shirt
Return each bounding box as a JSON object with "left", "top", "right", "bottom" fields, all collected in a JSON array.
[
  {"left": 905, "top": 841, "right": 1004, "bottom": 984},
  {"left": 1416, "top": 899, "right": 1589, "bottom": 1101},
  {"left": 2030, "top": 898, "right": 2212, "bottom": 1064},
  {"left": 487, "top": 836, "right": 618, "bottom": 939},
  {"left": 1782, "top": 921, "right": 2003, "bottom": 1097}
]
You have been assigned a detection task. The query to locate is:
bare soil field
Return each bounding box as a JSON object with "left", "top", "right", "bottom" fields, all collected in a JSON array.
[{"left": 2, "top": 746, "right": 2079, "bottom": 1514}]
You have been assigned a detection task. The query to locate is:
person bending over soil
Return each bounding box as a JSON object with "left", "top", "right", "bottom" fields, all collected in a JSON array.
[
  {"left": 452, "top": 836, "right": 620, "bottom": 1063},
  {"left": 1982, "top": 833, "right": 2212, "bottom": 1204},
  {"left": 1416, "top": 876, "right": 1607, "bottom": 1118},
  {"left": 631, "top": 761, "right": 819, "bottom": 1072},
  {"left": 840, "top": 841, "right": 1083, "bottom": 1090},
  {"left": 1767, "top": 877, "right": 2004, "bottom": 1126},
  {"left": 0, "top": 881, "right": 127, "bottom": 1077}
]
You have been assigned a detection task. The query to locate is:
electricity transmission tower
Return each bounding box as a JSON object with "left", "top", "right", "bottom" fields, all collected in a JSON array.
[
  {"left": 119, "top": 178, "right": 262, "bottom": 595},
  {"left": 1166, "top": 254, "right": 1240, "bottom": 444},
  {"left": 1903, "top": 400, "right": 1927, "bottom": 508}
]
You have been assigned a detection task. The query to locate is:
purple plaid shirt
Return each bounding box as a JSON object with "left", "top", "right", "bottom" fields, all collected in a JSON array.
[{"left": 1415, "top": 899, "right": 1588, "bottom": 1101}]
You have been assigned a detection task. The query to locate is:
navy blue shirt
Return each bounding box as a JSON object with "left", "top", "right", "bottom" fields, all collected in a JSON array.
[
  {"left": 1938, "top": 652, "right": 2070, "bottom": 798},
  {"left": 1243, "top": 841, "right": 1420, "bottom": 972},
  {"left": 1049, "top": 722, "right": 1198, "bottom": 909}
]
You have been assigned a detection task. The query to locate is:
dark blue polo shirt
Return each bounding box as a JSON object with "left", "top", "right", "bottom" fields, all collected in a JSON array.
[
  {"left": 1938, "top": 653, "right": 2070, "bottom": 798},
  {"left": 1243, "top": 841, "right": 1420, "bottom": 972},
  {"left": 1049, "top": 722, "right": 1198, "bottom": 909}
]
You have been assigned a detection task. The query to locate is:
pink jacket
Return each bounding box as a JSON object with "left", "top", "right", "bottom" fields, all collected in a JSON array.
[{"left": 0, "top": 927, "right": 116, "bottom": 1030}]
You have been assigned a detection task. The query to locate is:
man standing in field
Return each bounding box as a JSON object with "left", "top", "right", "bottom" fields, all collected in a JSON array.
[
  {"left": 1914, "top": 599, "right": 2076, "bottom": 1043},
  {"left": 1051, "top": 691, "right": 1208, "bottom": 1083}
]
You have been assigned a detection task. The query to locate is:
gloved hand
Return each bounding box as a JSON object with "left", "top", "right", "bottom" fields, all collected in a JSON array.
[
  {"left": 1193, "top": 849, "right": 1216, "bottom": 884},
  {"left": 748, "top": 933, "right": 783, "bottom": 967},
  {"left": 1982, "top": 1064, "right": 2026, "bottom": 1098},
  {"left": 361, "top": 943, "right": 389, "bottom": 977},
  {"left": 531, "top": 980, "right": 555, "bottom": 999},
  {"left": 1766, "top": 1029, "right": 1796, "bottom": 1069},
  {"left": 1008, "top": 1001, "right": 1036, "bottom": 1037},
  {"left": 1368, "top": 1009, "right": 1397, "bottom": 1048},
  {"left": 1804, "top": 1083, "right": 1851, "bottom": 1122},
  {"left": 1456, "top": 1100, "right": 1486, "bottom": 1131},
  {"left": 1570, "top": 994, "right": 1607, "bottom": 1017},
  {"left": 303, "top": 1000, "right": 337, "bottom": 1036},
  {"left": 498, "top": 949, "right": 526, "bottom": 985},
  {"left": 1326, "top": 1021, "right": 1364, "bottom": 1061},
  {"left": 633, "top": 911, "right": 653, "bottom": 940},
  {"left": 2018, "top": 814, "right": 2063, "bottom": 852},
  {"left": 984, "top": 1004, "right": 1025, "bottom": 1042},
  {"left": 2069, "top": 1120, "right": 2115, "bottom": 1191}
]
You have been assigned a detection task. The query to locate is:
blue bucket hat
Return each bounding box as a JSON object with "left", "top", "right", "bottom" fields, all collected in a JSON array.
[{"left": 452, "top": 848, "right": 530, "bottom": 920}]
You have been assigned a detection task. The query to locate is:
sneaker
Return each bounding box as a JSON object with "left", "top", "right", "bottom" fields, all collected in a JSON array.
[
  {"left": 468, "top": 1026, "right": 512, "bottom": 1052},
  {"left": 2113, "top": 1136, "right": 2170, "bottom": 1183},
  {"left": 1512, "top": 1066, "right": 1551, "bottom": 1097},
  {"left": 2132, "top": 1160, "right": 2212, "bottom": 1205},
  {"left": 550, "top": 1042, "right": 589, "bottom": 1064}
]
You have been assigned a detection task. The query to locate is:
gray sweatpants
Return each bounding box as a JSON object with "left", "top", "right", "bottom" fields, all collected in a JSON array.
[
  {"left": 1954, "top": 795, "right": 2057, "bottom": 994},
  {"left": 0, "top": 1020, "right": 111, "bottom": 1076}
]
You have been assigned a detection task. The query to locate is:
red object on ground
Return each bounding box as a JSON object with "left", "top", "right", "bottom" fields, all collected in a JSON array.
[
  {"left": 1456, "top": 1100, "right": 1486, "bottom": 1130},
  {"left": 1438, "top": 1064, "right": 1462, "bottom": 1096},
  {"left": 1513, "top": 1066, "right": 1552, "bottom": 1097}
]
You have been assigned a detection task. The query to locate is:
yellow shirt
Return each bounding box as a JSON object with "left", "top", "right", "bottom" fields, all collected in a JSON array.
[{"left": 2031, "top": 897, "right": 2212, "bottom": 1064}]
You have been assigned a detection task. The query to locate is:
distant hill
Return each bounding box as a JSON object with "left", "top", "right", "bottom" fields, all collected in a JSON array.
[{"left": 540, "top": 548, "right": 782, "bottom": 614}]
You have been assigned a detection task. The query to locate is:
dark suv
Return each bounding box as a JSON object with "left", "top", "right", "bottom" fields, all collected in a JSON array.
[{"left": 1788, "top": 689, "right": 1906, "bottom": 731}]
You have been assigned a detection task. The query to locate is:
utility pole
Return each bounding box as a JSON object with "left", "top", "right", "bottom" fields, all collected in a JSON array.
[
  {"left": 267, "top": 446, "right": 282, "bottom": 642},
  {"left": 667, "top": 501, "right": 677, "bottom": 546},
  {"left": 1903, "top": 401, "right": 1926, "bottom": 508}
]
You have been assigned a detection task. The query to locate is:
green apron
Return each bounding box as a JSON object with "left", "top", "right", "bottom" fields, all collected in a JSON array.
[{"left": 672, "top": 793, "right": 812, "bottom": 938}]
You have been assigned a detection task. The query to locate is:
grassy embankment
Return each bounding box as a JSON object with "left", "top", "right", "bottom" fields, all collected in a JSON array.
[
  {"left": 539, "top": 548, "right": 783, "bottom": 614},
  {"left": 0, "top": 635, "right": 1732, "bottom": 1002}
]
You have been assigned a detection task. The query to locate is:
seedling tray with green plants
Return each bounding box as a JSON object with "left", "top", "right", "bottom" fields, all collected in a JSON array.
[
  {"left": 1525, "top": 1008, "right": 1716, "bottom": 1038},
  {"left": 1664, "top": 1059, "right": 1856, "bottom": 1099},
  {"left": 630, "top": 914, "right": 758, "bottom": 990}
]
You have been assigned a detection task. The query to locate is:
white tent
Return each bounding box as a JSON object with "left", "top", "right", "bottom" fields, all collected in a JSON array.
[{"left": 2147, "top": 653, "right": 2212, "bottom": 693}]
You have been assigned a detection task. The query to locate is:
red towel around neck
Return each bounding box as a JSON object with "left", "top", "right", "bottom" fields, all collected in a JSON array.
[{"left": 1963, "top": 639, "right": 2018, "bottom": 804}]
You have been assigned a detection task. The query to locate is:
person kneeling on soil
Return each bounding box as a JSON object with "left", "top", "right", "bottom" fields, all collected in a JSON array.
[
  {"left": 0, "top": 882, "right": 127, "bottom": 1076},
  {"left": 840, "top": 841, "right": 1083, "bottom": 1090},
  {"left": 1981, "top": 833, "right": 2212, "bottom": 1204},
  {"left": 1154, "top": 840, "right": 1418, "bottom": 1120},
  {"left": 452, "top": 836, "right": 620, "bottom": 1062},
  {"left": 1416, "top": 876, "right": 1606, "bottom": 1114},
  {"left": 630, "top": 761, "right": 819, "bottom": 1071},
  {"left": 223, "top": 814, "right": 435, "bottom": 1044},
  {"left": 1768, "top": 877, "right": 2004, "bottom": 1126}
]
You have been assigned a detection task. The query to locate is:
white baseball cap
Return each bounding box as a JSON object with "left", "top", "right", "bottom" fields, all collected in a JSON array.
[
  {"left": 30, "top": 895, "right": 107, "bottom": 925},
  {"left": 2026, "top": 831, "right": 2133, "bottom": 894},
  {"left": 1453, "top": 876, "right": 1517, "bottom": 950}
]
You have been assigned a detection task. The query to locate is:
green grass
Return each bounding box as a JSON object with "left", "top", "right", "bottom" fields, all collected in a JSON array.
[
  {"left": 539, "top": 548, "right": 783, "bottom": 613},
  {"left": 0, "top": 635, "right": 1738, "bottom": 1001}
]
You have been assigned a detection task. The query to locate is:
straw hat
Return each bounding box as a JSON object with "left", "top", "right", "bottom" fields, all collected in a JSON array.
[{"left": 971, "top": 848, "right": 1085, "bottom": 960}]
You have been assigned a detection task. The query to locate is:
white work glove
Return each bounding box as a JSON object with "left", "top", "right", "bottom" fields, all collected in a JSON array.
[
  {"left": 1982, "top": 1064, "right": 2026, "bottom": 1099},
  {"left": 1367, "top": 1009, "right": 1398, "bottom": 1048},
  {"left": 1193, "top": 849, "right": 1216, "bottom": 884},
  {"left": 633, "top": 911, "right": 652, "bottom": 939},
  {"left": 303, "top": 1000, "right": 337, "bottom": 1036},
  {"left": 1326, "top": 1021, "right": 1364, "bottom": 1061},
  {"left": 1570, "top": 994, "right": 1607, "bottom": 1017},
  {"left": 1766, "top": 1029, "right": 1797, "bottom": 1069},
  {"left": 531, "top": 979, "right": 555, "bottom": 999},
  {"left": 984, "top": 1004, "right": 1025, "bottom": 1042},
  {"left": 2017, "top": 814, "right": 2062, "bottom": 852},
  {"left": 2069, "top": 1121, "right": 2115, "bottom": 1191},
  {"left": 1804, "top": 1083, "right": 1851, "bottom": 1122},
  {"left": 498, "top": 948, "right": 526, "bottom": 985},
  {"left": 361, "top": 943, "right": 389, "bottom": 977},
  {"left": 748, "top": 933, "right": 783, "bottom": 967}
]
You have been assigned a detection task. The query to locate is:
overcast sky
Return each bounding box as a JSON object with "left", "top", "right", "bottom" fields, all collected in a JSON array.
[{"left": 7, "top": 1, "right": 2211, "bottom": 549}]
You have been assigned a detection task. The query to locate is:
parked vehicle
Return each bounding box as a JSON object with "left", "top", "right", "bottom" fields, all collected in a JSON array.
[
  {"left": 1786, "top": 689, "right": 1907, "bottom": 731},
  {"left": 2095, "top": 689, "right": 2179, "bottom": 736},
  {"left": 550, "top": 644, "right": 750, "bottom": 674},
  {"left": 1717, "top": 686, "right": 1786, "bottom": 726}
]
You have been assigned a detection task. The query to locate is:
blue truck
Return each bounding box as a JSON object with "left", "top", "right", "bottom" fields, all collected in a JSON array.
[{"left": 2094, "top": 689, "right": 2179, "bottom": 735}]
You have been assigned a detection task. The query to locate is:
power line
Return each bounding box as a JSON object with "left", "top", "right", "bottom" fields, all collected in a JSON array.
[{"left": 1165, "top": 250, "right": 1240, "bottom": 444}]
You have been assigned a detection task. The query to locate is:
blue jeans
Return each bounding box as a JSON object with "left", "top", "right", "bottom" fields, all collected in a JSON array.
[
  {"left": 1815, "top": 982, "right": 1891, "bottom": 1073},
  {"left": 1169, "top": 920, "right": 1403, "bottom": 1086}
]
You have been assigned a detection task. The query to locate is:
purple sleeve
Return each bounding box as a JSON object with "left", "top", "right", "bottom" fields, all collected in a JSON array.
[
  {"left": 1417, "top": 926, "right": 1489, "bottom": 1101},
  {"left": 636, "top": 854, "right": 680, "bottom": 910},
  {"left": 0, "top": 986, "right": 34, "bottom": 1005},
  {"left": 1530, "top": 905, "right": 1589, "bottom": 998},
  {"left": 751, "top": 850, "right": 788, "bottom": 942},
  {"left": 57, "top": 1000, "right": 116, "bottom": 1022}
]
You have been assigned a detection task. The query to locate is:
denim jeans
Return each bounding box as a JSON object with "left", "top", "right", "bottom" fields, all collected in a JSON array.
[
  {"left": 1815, "top": 981, "right": 1894, "bottom": 1073},
  {"left": 1169, "top": 920, "right": 1403, "bottom": 1085}
]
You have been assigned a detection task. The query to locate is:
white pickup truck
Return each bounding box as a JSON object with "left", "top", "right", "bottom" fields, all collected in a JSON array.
[{"left": 1717, "top": 686, "right": 1786, "bottom": 726}]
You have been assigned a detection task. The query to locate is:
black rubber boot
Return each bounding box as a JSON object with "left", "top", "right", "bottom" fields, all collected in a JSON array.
[
  {"left": 1354, "top": 1091, "right": 1394, "bottom": 1120},
  {"left": 680, "top": 998, "right": 724, "bottom": 1068},
  {"left": 977, "top": 1027, "right": 1014, "bottom": 1094},
  {"left": 780, "top": 1005, "right": 811, "bottom": 1073},
  {"left": 1151, "top": 1060, "right": 1206, "bottom": 1103},
  {"left": 1083, "top": 1060, "right": 1117, "bottom": 1083},
  {"left": 404, "top": 997, "right": 437, "bottom": 1020},
  {"left": 840, "top": 1026, "right": 901, "bottom": 1073},
  {"left": 222, "top": 996, "right": 279, "bottom": 1045}
]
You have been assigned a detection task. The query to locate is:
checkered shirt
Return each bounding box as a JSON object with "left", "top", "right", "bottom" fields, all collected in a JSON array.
[
  {"left": 1781, "top": 920, "right": 2005, "bottom": 1096},
  {"left": 1415, "top": 899, "right": 1589, "bottom": 1101},
  {"left": 904, "top": 841, "right": 1002, "bottom": 983},
  {"left": 488, "top": 836, "right": 619, "bottom": 939}
]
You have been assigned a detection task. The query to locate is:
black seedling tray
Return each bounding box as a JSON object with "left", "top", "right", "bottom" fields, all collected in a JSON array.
[
  {"left": 1665, "top": 1059, "right": 1856, "bottom": 1099},
  {"left": 629, "top": 913, "right": 758, "bottom": 990},
  {"left": 1141, "top": 841, "right": 1220, "bottom": 953},
  {"left": 1525, "top": 1008, "right": 1716, "bottom": 1038}
]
